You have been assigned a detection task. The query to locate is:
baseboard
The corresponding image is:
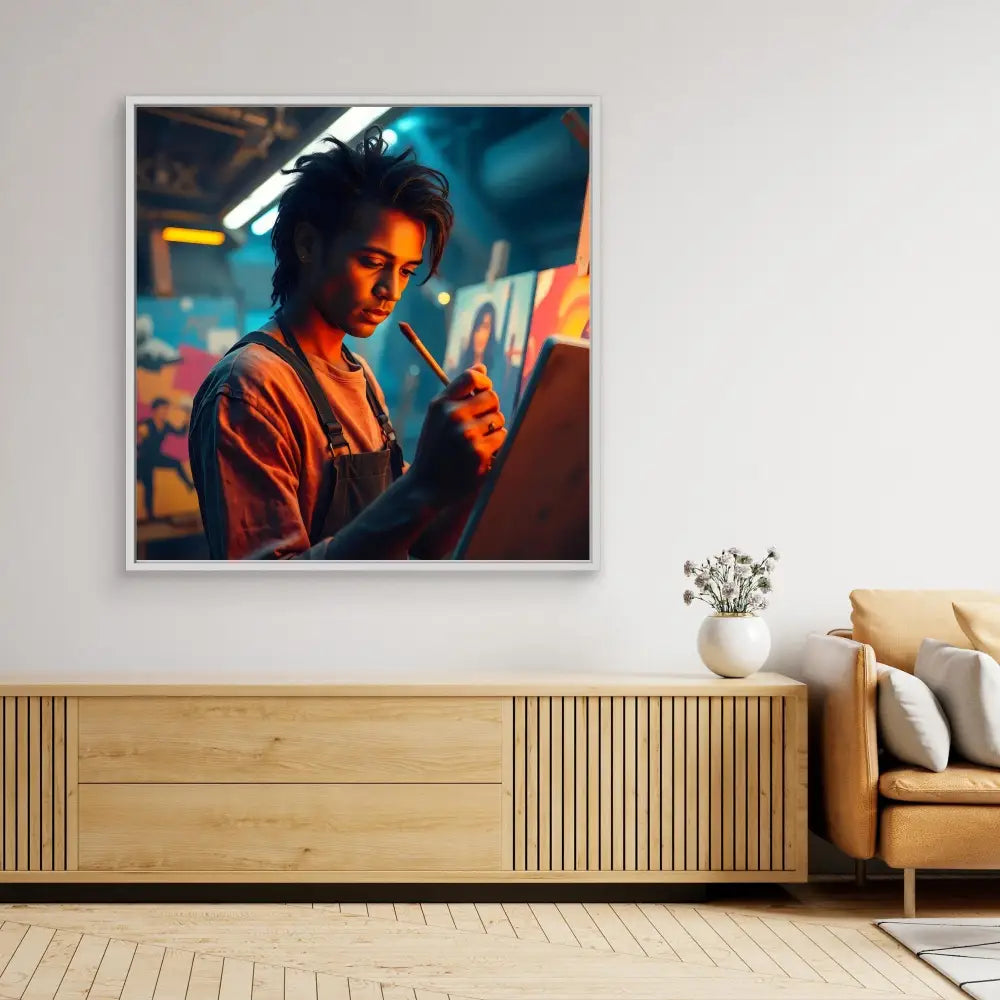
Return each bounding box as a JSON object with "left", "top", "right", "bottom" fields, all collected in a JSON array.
[{"left": 0, "top": 881, "right": 717, "bottom": 905}]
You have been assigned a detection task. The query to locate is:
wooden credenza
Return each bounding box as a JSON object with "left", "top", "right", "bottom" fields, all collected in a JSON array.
[{"left": 0, "top": 674, "right": 806, "bottom": 884}]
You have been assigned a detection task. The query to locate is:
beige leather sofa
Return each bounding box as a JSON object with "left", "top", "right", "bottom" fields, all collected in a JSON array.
[{"left": 799, "top": 589, "right": 1000, "bottom": 916}]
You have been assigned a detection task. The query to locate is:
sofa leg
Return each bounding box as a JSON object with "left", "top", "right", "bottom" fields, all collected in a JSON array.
[
  {"left": 903, "top": 868, "right": 916, "bottom": 918},
  {"left": 855, "top": 859, "right": 867, "bottom": 887}
]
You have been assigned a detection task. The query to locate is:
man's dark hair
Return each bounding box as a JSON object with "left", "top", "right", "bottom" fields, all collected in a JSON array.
[
  {"left": 151, "top": 397, "right": 169, "bottom": 409},
  {"left": 270, "top": 125, "right": 454, "bottom": 308}
]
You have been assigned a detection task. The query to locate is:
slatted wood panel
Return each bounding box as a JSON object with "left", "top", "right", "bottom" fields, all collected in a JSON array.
[
  {"left": 510, "top": 695, "right": 804, "bottom": 874},
  {"left": 1, "top": 696, "right": 74, "bottom": 871}
]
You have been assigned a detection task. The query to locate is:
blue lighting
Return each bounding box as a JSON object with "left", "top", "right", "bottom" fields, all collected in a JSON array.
[{"left": 250, "top": 206, "right": 279, "bottom": 236}]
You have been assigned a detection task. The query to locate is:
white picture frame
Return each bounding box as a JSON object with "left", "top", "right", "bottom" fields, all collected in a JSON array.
[{"left": 125, "top": 96, "right": 600, "bottom": 572}]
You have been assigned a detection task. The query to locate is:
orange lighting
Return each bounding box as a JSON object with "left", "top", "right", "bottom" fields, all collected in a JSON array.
[{"left": 162, "top": 227, "right": 225, "bottom": 246}]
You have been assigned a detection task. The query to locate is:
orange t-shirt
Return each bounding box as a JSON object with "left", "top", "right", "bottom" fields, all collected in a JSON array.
[{"left": 189, "top": 326, "right": 404, "bottom": 559}]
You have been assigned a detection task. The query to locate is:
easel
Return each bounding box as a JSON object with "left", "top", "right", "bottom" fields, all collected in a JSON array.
[
  {"left": 482, "top": 107, "right": 591, "bottom": 285},
  {"left": 482, "top": 108, "right": 591, "bottom": 381}
]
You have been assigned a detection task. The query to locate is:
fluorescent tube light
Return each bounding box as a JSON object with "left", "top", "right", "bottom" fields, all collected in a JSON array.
[
  {"left": 223, "top": 106, "right": 390, "bottom": 231},
  {"left": 250, "top": 206, "right": 279, "bottom": 237}
]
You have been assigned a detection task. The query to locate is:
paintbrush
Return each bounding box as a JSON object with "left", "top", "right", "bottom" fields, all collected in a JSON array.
[{"left": 398, "top": 322, "right": 451, "bottom": 386}]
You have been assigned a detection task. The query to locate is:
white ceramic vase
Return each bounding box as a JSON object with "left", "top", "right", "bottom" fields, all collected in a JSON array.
[{"left": 697, "top": 613, "right": 771, "bottom": 678}]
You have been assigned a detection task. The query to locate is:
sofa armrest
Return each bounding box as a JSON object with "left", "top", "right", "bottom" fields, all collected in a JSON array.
[
  {"left": 802, "top": 633, "right": 878, "bottom": 860},
  {"left": 828, "top": 628, "right": 853, "bottom": 639}
]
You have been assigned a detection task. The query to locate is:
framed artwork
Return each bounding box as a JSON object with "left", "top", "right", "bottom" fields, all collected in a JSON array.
[{"left": 126, "top": 97, "right": 598, "bottom": 570}]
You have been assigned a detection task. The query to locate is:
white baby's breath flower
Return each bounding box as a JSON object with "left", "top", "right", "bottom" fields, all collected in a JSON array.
[{"left": 683, "top": 546, "right": 780, "bottom": 614}]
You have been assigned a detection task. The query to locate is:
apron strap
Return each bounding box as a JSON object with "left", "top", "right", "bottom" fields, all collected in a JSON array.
[
  {"left": 225, "top": 332, "right": 349, "bottom": 455},
  {"left": 342, "top": 344, "right": 406, "bottom": 480}
]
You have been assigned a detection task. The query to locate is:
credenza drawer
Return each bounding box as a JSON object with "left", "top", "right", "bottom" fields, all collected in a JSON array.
[
  {"left": 78, "top": 697, "right": 502, "bottom": 783},
  {"left": 78, "top": 783, "right": 501, "bottom": 871}
]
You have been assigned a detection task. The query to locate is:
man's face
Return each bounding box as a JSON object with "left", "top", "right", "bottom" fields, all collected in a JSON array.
[{"left": 304, "top": 203, "right": 426, "bottom": 338}]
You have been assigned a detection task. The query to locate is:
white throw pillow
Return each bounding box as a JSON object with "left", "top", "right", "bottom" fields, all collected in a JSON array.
[
  {"left": 914, "top": 638, "right": 1000, "bottom": 768},
  {"left": 876, "top": 663, "right": 951, "bottom": 771}
]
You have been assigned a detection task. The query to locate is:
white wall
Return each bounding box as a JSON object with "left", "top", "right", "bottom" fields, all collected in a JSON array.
[{"left": 1, "top": 0, "right": 998, "bottom": 682}]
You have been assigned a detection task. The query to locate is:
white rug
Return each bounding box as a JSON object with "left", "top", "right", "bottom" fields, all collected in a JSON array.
[{"left": 877, "top": 919, "right": 1000, "bottom": 1000}]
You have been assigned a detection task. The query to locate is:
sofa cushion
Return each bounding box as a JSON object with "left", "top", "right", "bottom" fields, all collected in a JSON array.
[
  {"left": 880, "top": 763, "right": 1000, "bottom": 804},
  {"left": 850, "top": 589, "right": 1000, "bottom": 671},
  {"left": 954, "top": 601, "right": 1000, "bottom": 661},
  {"left": 915, "top": 639, "right": 1000, "bottom": 768},
  {"left": 875, "top": 664, "right": 950, "bottom": 771},
  {"left": 881, "top": 804, "right": 1000, "bottom": 868}
]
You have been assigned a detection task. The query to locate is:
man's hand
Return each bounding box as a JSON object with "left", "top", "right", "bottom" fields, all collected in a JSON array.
[{"left": 408, "top": 365, "right": 507, "bottom": 507}]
